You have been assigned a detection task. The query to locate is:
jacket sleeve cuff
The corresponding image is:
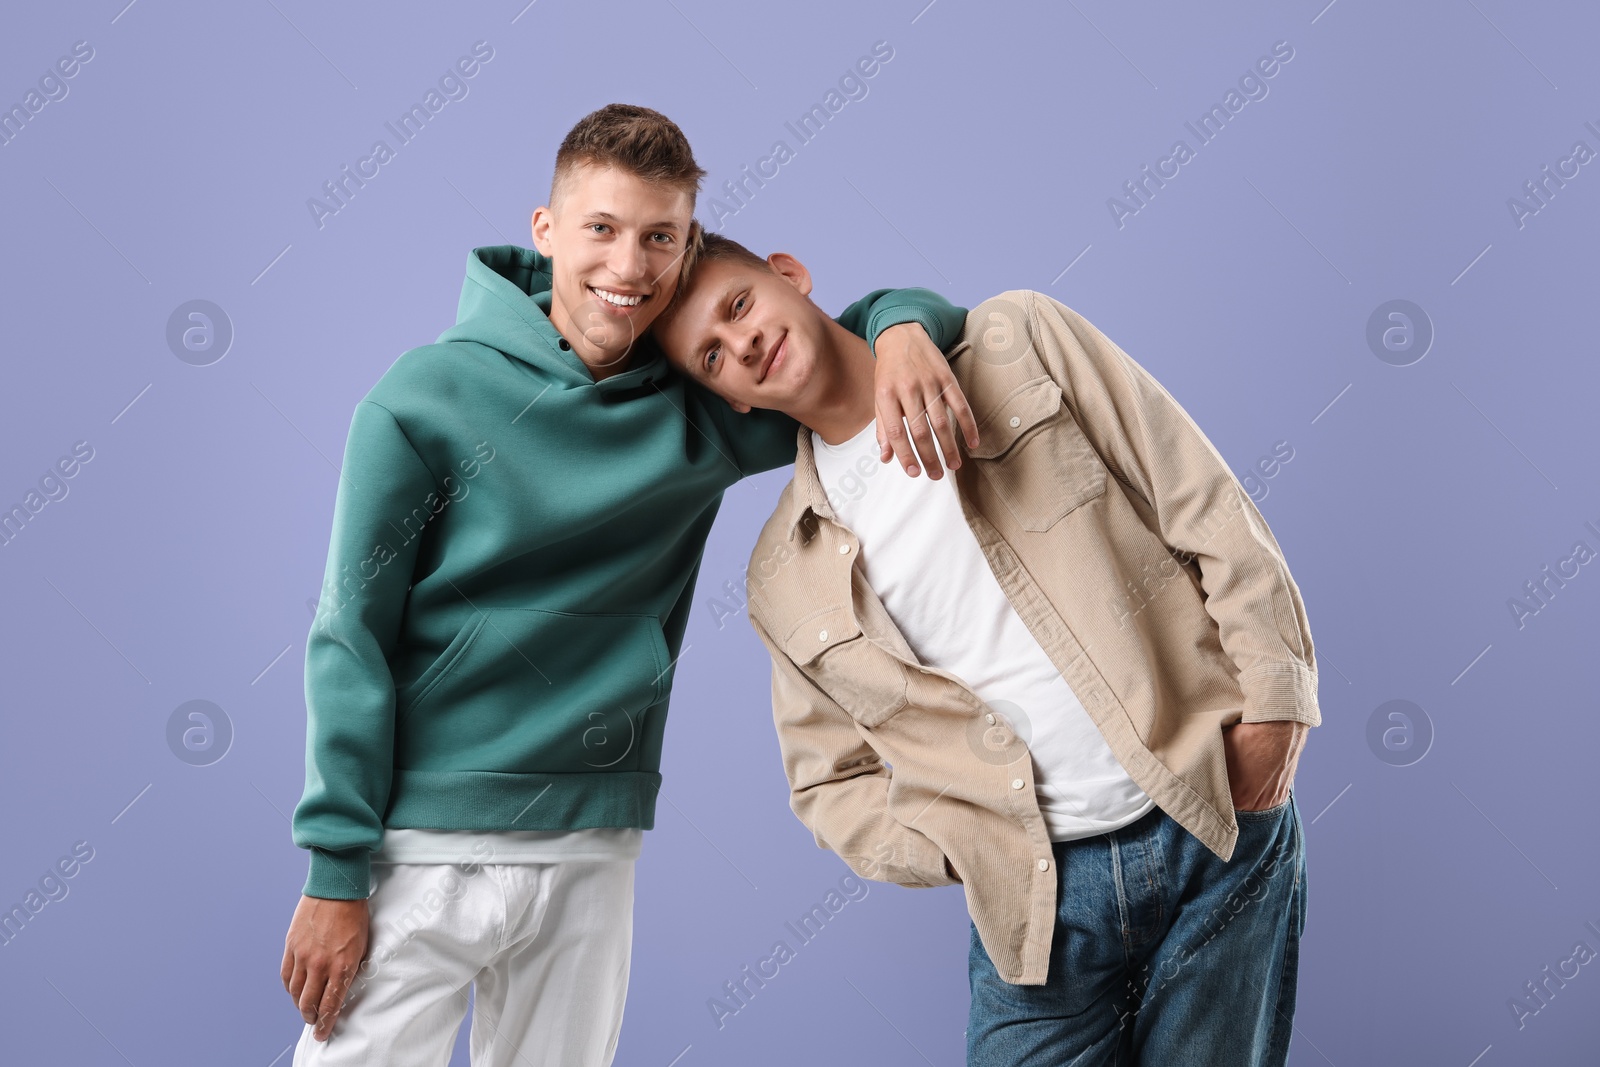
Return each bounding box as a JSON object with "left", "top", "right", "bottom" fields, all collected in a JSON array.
[
  {"left": 303, "top": 846, "right": 373, "bottom": 900},
  {"left": 1238, "top": 661, "right": 1321, "bottom": 727}
]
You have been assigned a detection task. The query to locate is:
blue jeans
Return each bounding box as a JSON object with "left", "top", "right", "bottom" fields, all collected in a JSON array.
[{"left": 967, "top": 793, "right": 1307, "bottom": 1066}]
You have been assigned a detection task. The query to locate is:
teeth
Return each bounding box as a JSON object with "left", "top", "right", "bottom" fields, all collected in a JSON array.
[{"left": 593, "top": 288, "right": 643, "bottom": 307}]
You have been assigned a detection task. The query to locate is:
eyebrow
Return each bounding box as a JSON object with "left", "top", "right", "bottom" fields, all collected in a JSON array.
[{"left": 582, "top": 211, "right": 683, "bottom": 232}]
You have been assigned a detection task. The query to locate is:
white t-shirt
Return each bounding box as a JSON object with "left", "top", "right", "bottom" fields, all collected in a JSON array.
[
  {"left": 372, "top": 827, "right": 641, "bottom": 865},
  {"left": 812, "top": 420, "right": 1155, "bottom": 842}
]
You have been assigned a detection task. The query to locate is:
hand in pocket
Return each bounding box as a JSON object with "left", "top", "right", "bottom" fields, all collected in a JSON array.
[{"left": 1223, "top": 720, "right": 1307, "bottom": 811}]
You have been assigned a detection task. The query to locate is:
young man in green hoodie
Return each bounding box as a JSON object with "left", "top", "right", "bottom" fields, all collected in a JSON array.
[{"left": 279, "top": 104, "right": 978, "bottom": 1066}]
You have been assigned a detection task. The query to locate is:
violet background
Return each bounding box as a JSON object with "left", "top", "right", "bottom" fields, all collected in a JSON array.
[{"left": 1, "top": 1, "right": 1597, "bottom": 1063}]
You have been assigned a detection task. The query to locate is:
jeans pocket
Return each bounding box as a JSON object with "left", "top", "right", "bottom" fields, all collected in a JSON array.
[{"left": 1233, "top": 795, "right": 1292, "bottom": 822}]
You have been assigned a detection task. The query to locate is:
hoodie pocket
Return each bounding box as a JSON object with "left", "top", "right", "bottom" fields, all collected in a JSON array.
[
  {"left": 397, "top": 609, "right": 671, "bottom": 772},
  {"left": 395, "top": 614, "right": 492, "bottom": 712}
]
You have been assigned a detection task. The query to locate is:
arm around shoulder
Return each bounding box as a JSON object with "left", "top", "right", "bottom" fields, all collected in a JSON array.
[{"left": 837, "top": 287, "right": 970, "bottom": 353}]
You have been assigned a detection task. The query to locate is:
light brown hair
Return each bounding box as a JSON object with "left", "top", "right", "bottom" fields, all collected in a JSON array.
[
  {"left": 551, "top": 103, "right": 707, "bottom": 208},
  {"left": 663, "top": 229, "right": 772, "bottom": 321},
  {"left": 693, "top": 230, "right": 771, "bottom": 272}
]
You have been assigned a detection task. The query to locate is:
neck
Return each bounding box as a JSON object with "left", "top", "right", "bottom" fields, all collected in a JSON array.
[{"left": 795, "top": 320, "right": 877, "bottom": 446}]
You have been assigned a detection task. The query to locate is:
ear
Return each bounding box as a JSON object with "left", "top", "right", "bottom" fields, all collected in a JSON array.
[
  {"left": 530, "top": 205, "right": 555, "bottom": 256},
  {"left": 766, "top": 252, "right": 813, "bottom": 297}
]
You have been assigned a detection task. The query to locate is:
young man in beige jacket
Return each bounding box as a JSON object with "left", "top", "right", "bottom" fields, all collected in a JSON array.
[{"left": 654, "top": 233, "right": 1319, "bottom": 1066}]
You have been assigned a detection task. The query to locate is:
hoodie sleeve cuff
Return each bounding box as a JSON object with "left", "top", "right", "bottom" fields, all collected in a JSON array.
[
  {"left": 866, "top": 307, "right": 942, "bottom": 355},
  {"left": 303, "top": 847, "right": 373, "bottom": 900}
]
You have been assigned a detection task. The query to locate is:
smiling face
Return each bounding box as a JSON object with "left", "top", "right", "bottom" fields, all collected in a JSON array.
[
  {"left": 530, "top": 163, "right": 695, "bottom": 377},
  {"left": 655, "top": 251, "right": 839, "bottom": 414}
]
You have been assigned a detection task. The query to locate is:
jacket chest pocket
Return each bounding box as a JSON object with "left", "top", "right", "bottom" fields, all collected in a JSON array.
[
  {"left": 782, "top": 605, "right": 908, "bottom": 728},
  {"left": 969, "top": 376, "right": 1106, "bottom": 532}
]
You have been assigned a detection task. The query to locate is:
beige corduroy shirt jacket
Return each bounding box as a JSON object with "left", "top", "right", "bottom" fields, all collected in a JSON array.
[{"left": 743, "top": 289, "right": 1320, "bottom": 985}]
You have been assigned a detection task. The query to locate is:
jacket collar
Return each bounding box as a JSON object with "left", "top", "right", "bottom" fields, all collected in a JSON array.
[{"left": 785, "top": 424, "right": 833, "bottom": 542}]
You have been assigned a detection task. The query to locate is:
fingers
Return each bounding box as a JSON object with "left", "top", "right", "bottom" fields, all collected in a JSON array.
[
  {"left": 876, "top": 391, "right": 923, "bottom": 478},
  {"left": 296, "top": 967, "right": 326, "bottom": 1030},
  {"left": 880, "top": 375, "right": 982, "bottom": 481},
  {"left": 313, "top": 966, "right": 355, "bottom": 1041},
  {"left": 920, "top": 389, "right": 963, "bottom": 476},
  {"left": 872, "top": 321, "right": 951, "bottom": 478},
  {"left": 904, "top": 399, "right": 945, "bottom": 480},
  {"left": 878, "top": 386, "right": 956, "bottom": 479},
  {"left": 945, "top": 376, "right": 980, "bottom": 451},
  {"left": 286, "top": 957, "right": 306, "bottom": 1007},
  {"left": 913, "top": 360, "right": 978, "bottom": 466},
  {"left": 294, "top": 960, "right": 353, "bottom": 1041}
]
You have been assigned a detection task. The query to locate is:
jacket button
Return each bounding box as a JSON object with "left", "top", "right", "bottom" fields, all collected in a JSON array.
[
  {"left": 838, "top": 544, "right": 851, "bottom": 554},
  {"left": 1009, "top": 415, "right": 1022, "bottom": 428},
  {"left": 818, "top": 630, "right": 828, "bottom": 641},
  {"left": 1038, "top": 858, "right": 1051, "bottom": 872},
  {"left": 986, "top": 713, "right": 996, "bottom": 725},
  {"left": 1011, "top": 778, "right": 1025, "bottom": 790}
]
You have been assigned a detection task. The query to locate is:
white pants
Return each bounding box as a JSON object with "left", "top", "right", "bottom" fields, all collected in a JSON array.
[{"left": 293, "top": 858, "right": 635, "bottom": 1067}]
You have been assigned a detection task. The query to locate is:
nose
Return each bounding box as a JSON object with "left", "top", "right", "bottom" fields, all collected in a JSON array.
[
  {"left": 609, "top": 241, "right": 648, "bottom": 286},
  {"left": 735, "top": 324, "right": 762, "bottom": 366}
]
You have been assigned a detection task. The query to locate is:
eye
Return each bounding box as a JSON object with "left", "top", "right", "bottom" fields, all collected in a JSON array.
[
  {"left": 733, "top": 296, "right": 747, "bottom": 315},
  {"left": 589, "top": 223, "right": 610, "bottom": 235},
  {"left": 650, "top": 232, "right": 674, "bottom": 244},
  {"left": 706, "top": 346, "right": 720, "bottom": 371}
]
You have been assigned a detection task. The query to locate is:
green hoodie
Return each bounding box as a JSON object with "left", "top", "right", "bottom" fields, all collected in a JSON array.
[{"left": 291, "top": 244, "right": 966, "bottom": 899}]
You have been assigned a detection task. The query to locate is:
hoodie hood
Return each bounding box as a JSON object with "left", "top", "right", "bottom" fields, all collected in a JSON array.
[{"left": 436, "top": 244, "right": 672, "bottom": 393}]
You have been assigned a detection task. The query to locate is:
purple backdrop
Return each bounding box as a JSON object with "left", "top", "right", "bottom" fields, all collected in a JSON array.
[{"left": 2, "top": 1, "right": 1597, "bottom": 1064}]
